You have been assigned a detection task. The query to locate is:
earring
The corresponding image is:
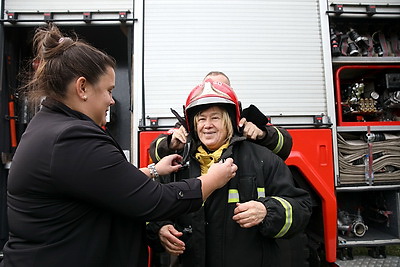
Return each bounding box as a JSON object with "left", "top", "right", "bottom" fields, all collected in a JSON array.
[{"left": 83, "top": 96, "right": 88, "bottom": 101}]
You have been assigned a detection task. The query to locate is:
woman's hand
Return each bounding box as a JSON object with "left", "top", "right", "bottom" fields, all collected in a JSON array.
[
  {"left": 198, "top": 158, "right": 237, "bottom": 199},
  {"left": 155, "top": 154, "right": 183, "bottom": 176},
  {"left": 169, "top": 126, "right": 188, "bottom": 150},
  {"left": 239, "top": 118, "right": 266, "bottom": 140},
  {"left": 206, "top": 158, "right": 238, "bottom": 188},
  {"left": 159, "top": 224, "right": 185, "bottom": 256},
  {"left": 232, "top": 200, "right": 267, "bottom": 228}
]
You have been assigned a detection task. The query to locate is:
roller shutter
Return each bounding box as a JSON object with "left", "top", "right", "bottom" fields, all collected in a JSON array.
[{"left": 143, "top": 0, "right": 328, "bottom": 125}]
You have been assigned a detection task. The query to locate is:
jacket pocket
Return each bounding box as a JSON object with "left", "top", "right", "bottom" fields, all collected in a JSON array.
[{"left": 238, "top": 175, "right": 257, "bottom": 202}]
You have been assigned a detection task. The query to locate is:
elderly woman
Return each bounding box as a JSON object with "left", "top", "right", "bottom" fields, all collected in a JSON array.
[
  {"left": 147, "top": 80, "right": 312, "bottom": 267},
  {"left": 149, "top": 71, "right": 293, "bottom": 164}
]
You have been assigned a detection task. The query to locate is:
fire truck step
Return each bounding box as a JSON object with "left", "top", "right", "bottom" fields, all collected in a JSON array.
[{"left": 335, "top": 255, "right": 400, "bottom": 266}]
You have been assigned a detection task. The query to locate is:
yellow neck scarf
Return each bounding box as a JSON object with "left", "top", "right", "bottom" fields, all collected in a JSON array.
[{"left": 195, "top": 142, "right": 230, "bottom": 175}]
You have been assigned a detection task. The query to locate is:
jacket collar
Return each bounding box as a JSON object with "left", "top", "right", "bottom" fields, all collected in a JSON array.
[
  {"left": 189, "top": 134, "right": 246, "bottom": 159},
  {"left": 41, "top": 97, "right": 126, "bottom": 159},
  {"left": 41, "top": 97, "right": 95, "bottom": 123}
]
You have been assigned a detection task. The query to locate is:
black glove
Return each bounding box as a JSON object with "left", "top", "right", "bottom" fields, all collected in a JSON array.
[{"left": 241, "top": 104, "right": 269, "bottom": 129}]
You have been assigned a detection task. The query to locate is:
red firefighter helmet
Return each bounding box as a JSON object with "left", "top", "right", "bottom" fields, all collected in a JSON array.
[{"left": 184, "top": 79, "right": 241, "bottom": 132}]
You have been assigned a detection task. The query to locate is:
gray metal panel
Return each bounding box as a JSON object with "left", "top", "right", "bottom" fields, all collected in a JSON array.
[
  {"left": 327, "top": 0, "right": 400, "bottom": 17},
  {"left": 4, "top": 0, "right": 132, "bottom": 12},
  {"left": 3, "top": 0, "right": 134, "bottom": 24},
  {"left": 336, "top": 255, "right": 400, "bottom": 266},
  {"left": 144, "top": 0, "right": 327, "bottom": 124},
  {"left": 329, "top": 0, "right": 400, "bottom": 5}
]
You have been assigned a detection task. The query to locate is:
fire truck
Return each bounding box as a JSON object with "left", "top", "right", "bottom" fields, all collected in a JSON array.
[{"left": 1, "top": 0, "right": 400, "bottom": 266}]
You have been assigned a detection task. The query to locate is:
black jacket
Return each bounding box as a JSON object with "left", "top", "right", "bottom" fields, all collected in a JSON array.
[
  {"left": 1, "top": 98, "right": 204, "bottom": 267},
  {"left": 147, "top": 135, "right": 312, "bottom": 267}
]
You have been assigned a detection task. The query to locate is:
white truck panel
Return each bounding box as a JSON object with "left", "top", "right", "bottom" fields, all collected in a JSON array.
[{"left": 143, "top": 0, "right": 329, "bottom": 125}]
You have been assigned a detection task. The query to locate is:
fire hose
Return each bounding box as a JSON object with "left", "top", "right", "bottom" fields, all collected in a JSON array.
[{"left": 338, "top": 210, "right": 368, "bottom": 238}]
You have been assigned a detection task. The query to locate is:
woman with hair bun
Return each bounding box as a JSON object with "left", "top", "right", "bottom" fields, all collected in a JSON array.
[{"left": 0, "top": 24, "right": 237, "bottom": 267}]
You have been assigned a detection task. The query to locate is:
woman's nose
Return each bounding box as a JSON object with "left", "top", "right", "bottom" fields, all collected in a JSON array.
[{"left": 204, "top": 118, "right": 213, "bottom": 127}]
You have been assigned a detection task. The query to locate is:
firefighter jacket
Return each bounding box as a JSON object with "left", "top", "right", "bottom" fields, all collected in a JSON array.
[
  {"left": 1, "top": 98, "right": 204, "bottom": 267},
  {"left": 147, "top": 135, "right": 312, "bottom": 267},
  {"left": 149, "top": 122, "right": 293, "bottom": 163}
]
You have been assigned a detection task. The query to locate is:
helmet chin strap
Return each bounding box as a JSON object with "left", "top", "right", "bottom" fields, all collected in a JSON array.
[{"left": 170, "top": 108, "right": 188, "bottom": 131}]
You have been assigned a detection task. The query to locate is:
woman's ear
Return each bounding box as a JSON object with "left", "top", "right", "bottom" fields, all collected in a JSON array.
[{"left": 75, "top": 77, "right": 87, "bottom": 101}]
